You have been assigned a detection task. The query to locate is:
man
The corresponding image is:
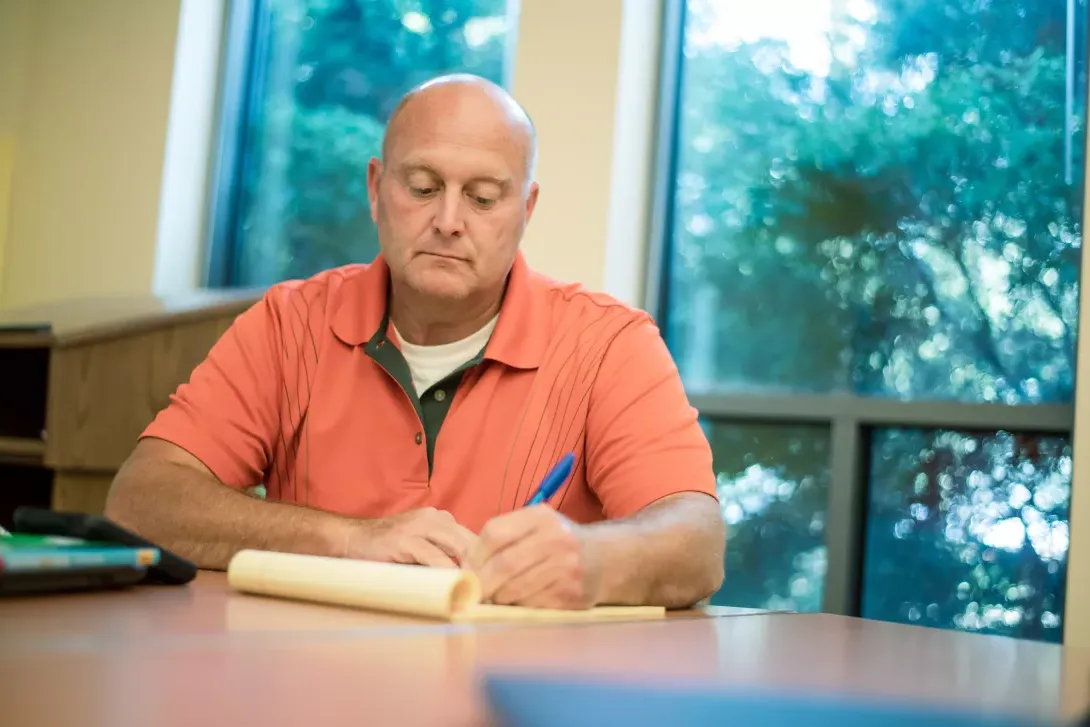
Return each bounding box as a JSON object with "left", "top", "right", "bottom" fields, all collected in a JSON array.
[{"left": 105, "top": 74, "right": 725, "bottom": 610}]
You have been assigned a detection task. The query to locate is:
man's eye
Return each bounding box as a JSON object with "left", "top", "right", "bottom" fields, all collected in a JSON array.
[
  {"left": 471, "top": 195, "right": 497, "bottom": 208},
  {"left": 410, "top": 186, "right": 437, "bottom": 197}
]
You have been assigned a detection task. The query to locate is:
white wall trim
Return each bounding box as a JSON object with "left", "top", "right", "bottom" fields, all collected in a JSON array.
[
  {"left": 1063, "top": 82, "right": 1090, "bottom": 646},
  {"left": 602, "top": 0, "right": 664, "bottom": 308},
  {"left": 152, "top": 0, "right": 226, "bottom": 295}
]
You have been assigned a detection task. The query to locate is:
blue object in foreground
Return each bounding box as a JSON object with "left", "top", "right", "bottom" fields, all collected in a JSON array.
[{"left": 483, "top": 673, "right": 1053, "bottom": 727}]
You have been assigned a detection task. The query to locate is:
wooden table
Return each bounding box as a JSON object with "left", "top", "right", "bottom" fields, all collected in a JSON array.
[{"left": 1, "top": 572, "right": 1087, "bottom": 726}]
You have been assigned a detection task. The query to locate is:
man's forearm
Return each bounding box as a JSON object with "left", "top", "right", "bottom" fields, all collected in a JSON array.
[
  {"left": 104, "top": 457, "right": 351, "bottom": 570},
  {"left": 585, "top": 493, "right": 726, "bottom": 609}
]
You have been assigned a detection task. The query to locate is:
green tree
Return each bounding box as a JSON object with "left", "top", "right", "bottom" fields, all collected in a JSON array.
[
  {"left": 705, "top": 422, "right": 830, "bottom": 613},
  {"left": 672, "top": 0, "right": 1083, "bottom": 404}
]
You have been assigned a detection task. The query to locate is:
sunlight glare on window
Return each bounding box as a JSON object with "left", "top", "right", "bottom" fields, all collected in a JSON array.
[
  {"left": 686, "top": 0, "right": 878, "bottom": 75},
  {"left": 401, "top": 11, "right": 431, "bottom": 34},
  {"left": 464, "top": 16, "right": 507, "bottom": 48}
]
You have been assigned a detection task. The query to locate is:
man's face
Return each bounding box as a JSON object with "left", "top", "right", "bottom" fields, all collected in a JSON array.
[{"left": 367, "top": 93, "right": 538, "bottom": 303}]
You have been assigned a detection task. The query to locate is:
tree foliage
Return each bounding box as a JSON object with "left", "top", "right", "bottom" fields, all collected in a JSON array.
[
  {"left": 688, "top": 0, "right": 1082, "bottom": 642},
  {"left": 671, "top": 0, "right": 1083, "bottom": 404}
]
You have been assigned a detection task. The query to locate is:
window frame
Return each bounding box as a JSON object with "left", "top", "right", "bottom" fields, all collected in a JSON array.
[
  {"left": 645, "top": 0, "right": 1085, "bottom": 623},
  {"left": 203, "top": 0, "right": 264, "bottom": 289}
]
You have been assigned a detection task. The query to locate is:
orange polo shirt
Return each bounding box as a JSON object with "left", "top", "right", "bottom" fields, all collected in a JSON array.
[{"left": 140, "top": 252, "right": 717, "bottom": 533}]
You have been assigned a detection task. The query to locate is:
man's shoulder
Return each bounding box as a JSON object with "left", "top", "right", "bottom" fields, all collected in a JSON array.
[
  {"left": 531, "top": 268, "right": 655, "bottom": 334},
  {"left": 258, "top": 263, "right": 373, "bottom": 315}
]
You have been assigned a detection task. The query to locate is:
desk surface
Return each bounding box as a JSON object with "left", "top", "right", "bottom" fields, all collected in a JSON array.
[
  {"left": 0, "top": 288, "right": 262, "bottom": 347},
  {"left": 1, "top": 572, "right": 1087, "bottom": 726}
]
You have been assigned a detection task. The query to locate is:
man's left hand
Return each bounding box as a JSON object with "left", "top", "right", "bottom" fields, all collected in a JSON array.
[{"left": 463, "top": 506, "right": 602, "bottom": 609}]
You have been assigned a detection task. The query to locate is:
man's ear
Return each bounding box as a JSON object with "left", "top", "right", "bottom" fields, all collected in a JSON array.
[
  {"left": 366, "top": 158, "right": 383, "bottom": 223},
  {"left": 524, "top": 181, "right": 540, "bottom": 223}
]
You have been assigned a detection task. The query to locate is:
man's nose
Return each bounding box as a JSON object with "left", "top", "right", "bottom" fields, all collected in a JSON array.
[{"left": 433, "top": 193, "right": 466, "bottom": 238}]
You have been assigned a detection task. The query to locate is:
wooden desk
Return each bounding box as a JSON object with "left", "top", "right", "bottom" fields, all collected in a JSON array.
[
  {"left": 0, "top": 572, "right": 1087, "bottom": 727},
  {"left": 0, "top": 290, "right": 261, "bottom": 526}
]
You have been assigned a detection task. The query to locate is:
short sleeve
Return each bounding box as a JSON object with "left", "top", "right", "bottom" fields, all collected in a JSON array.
[
  {"left": 140, "top": 294, "right": 284, "bottom": 489},
  {"left": 584, "top": 315, "right": 717, "bottom": 519}
]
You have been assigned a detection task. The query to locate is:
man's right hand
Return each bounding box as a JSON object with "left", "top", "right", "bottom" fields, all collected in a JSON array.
[{"left": 344, "top": 507, "right": 478, "bottom": 568}]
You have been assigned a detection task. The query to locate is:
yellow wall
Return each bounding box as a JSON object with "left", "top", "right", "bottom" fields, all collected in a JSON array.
[
  {"left": 0, "top": 140, "right": 13, "bottom": 295},
  {"left": 0, "top": 0, "right": 180, "bottom": 309},
  {"left": 512, "top": 0, "right": 626, "bottom": 290},
  {"left": 0, "top": 0, "right": 35, "bottom": 299},
  {"left": 0, "top": 142, "right": 13, "bottom": 306},
  {"left": 0, "top": 0, "right": 634, "bottom": 309}
]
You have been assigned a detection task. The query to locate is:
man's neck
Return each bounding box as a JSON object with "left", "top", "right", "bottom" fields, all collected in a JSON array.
[{"left": 388, "top": 284, "right": 503, "bottom": 346}]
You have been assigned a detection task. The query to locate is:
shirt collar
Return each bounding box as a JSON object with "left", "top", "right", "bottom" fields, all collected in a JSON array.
[{"left": 330, "top": 251, "right": 549, "bottom": 370}]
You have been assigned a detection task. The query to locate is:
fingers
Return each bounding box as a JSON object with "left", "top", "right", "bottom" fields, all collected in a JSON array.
[
  {"left": 476, "top": 530, "right": 554, "bottom": 602},
  {"left": 466, "top": 506, "right": 593, "bottom": 608},
  {"left": 464, "top": 506, "right": 549, "bottom": 571},
  {"left": 489, "top": 550, "right": 577, "bottom": 606},
  {"left": 511, "top": 577, "right": 589, "bottom": 610},
  {"left": 346, "top": 507, "right": 479, "bottom": 567},
  {"left": 403, "top": 508, "right": 478, "bottom": 565},
  {"left": 402, "top": 538, "right": 459, "bottom": 568},
  {"left": 426, "top": 519, "right": 478, "bottom": 565}
]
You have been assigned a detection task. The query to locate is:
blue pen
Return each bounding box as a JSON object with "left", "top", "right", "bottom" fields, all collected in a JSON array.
[{"left": 525, "top": 452, "right": 576, "bottom": 507}]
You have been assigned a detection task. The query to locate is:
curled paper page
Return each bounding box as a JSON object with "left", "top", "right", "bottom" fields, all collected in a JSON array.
[
  {"left": 228, "top": 549, "right": 481, "bottom": 619},
  {"left": 227, "top": 549, "right": 666, "bottom": 622}
]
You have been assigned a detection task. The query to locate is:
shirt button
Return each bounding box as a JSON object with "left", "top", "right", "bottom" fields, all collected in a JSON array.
[
  {"left": 414, "top": 432, "right": 423, "bottom": 445},
  {"left": 434, "top": 389, "right": 447, "bottom": 402}
]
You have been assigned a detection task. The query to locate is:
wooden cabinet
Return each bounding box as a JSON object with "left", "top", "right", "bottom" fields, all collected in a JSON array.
[{"left": 0, "top": 289, "right": 261, "bottom": 528}]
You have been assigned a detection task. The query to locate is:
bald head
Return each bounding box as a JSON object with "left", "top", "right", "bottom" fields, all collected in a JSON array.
[
  {"left": 381, "top": 74, "right": 537, "bottom": 183},
  {"left": 366, "top": 73, "right": 541, "bottom": 318}
]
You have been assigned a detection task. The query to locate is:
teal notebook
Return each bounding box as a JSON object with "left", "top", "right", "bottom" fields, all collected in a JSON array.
[{"left": 0, "top": 533, "right": 160, "bottom": 573}]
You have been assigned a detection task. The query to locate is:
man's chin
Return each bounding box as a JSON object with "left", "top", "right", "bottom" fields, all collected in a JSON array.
[{"left": 407, "top": 269, "right": 472, "bottom": 300}]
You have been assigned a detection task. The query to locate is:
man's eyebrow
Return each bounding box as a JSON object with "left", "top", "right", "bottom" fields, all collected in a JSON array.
[
  {"left": 397, "top": 162, "right": 511, "bottom": 189},
  {"left": 469, "top": 175, "right": 511, "bottom": 190},
  {"left": 398, "top": 162, "right": 441, "bottom": 177}
]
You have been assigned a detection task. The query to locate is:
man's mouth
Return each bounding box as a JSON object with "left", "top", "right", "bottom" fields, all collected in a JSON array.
[{"left": 420, "top": 252, "right": 467, "bottom": 262}]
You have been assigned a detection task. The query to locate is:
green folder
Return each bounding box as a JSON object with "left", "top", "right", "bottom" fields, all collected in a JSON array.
[{"left": 0, "top": 533, "right": 160, "bottom": 572}]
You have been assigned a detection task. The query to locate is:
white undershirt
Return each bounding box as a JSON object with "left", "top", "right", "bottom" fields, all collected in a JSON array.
[{"left": 391, "top": 315, "right": 499, "bottom": 395}]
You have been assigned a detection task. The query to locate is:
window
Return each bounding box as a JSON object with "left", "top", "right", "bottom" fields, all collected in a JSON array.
[
  {"left": 207, "top": 0, "right": 519, "bottom": 287},
  {"left": 863, "top": 428, "right": 1070, "bottom": 640},
  {"left": 654, "top": 0, "right": 1086, "bottom": 643},
  {"left": 706, "top": 421, "right": 830, "bottom": 613}
]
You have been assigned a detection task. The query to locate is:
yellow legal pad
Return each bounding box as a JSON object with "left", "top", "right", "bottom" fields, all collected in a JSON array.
[{"left": 227, "top": 549, "right": 666, "bottom": 623}]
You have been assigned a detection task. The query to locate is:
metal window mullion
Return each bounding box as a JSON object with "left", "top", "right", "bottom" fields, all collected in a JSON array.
[
  {"left": 822, "top": 416, "right": 868, "bottom": 616},
  {"left": 690, "top": 393, "right": 1073, "bottom": 433}
]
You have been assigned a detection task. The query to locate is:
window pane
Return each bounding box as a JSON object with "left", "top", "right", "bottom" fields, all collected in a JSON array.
[
  {"left": 862, "top": 428, "right": 1070, "bottom": 642},
  {"left": 666, "top": 0, "right": 1086, "bottom": 403},
  {"left": 705, "top": 421, "right": 829, "bottom": 611},
  {"left": 227, "top": 0, "right": 516, "bottom": 286}
]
